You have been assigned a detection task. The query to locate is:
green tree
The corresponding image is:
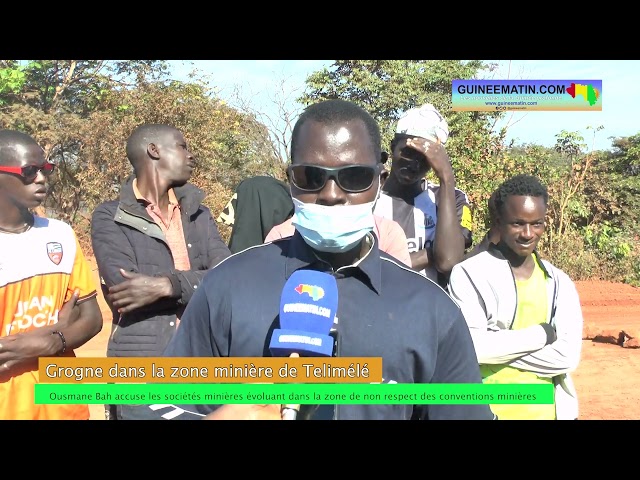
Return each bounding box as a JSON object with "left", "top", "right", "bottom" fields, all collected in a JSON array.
[
  {"left": 549, "top": 127, "right": 603, "bottom": 243},
  {"left": 604, "top": 133, "right": 640, "bottom": 234}
]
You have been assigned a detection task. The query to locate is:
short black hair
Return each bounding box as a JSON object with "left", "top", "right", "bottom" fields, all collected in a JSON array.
[
  {"left": 125, "top": 123, "right": 178, "bottom": 172},
  {"left": 494, "top": 174, "right": 549, "bottom": 215},
  {"left": 0, "top": 129, "right": 39, "bottom": 166},
  {"left": 291, "top": 99, "right": 381, "bottom": 164}
]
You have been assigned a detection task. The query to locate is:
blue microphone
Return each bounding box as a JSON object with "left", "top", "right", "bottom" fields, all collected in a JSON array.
[
  {"left": 270, "top": 270, "right": 338, "bottom": 357},
  {"left": 270, "top": 270, "right": 338, "bottom": 420}
]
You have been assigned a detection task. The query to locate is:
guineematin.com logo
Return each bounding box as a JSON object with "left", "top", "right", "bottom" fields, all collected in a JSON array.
[{"left": 451, "top": 79, "right": 602, "bottom": 112}]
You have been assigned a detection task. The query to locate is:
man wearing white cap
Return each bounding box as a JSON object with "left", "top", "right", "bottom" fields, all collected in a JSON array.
[{"left": 374, "top": 104, "right": 473, "bottom": 287}]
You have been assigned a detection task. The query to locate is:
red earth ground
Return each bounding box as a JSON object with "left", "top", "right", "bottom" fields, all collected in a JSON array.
[{"left": 76, "top": 258, "right": 640, "bottom": 420}]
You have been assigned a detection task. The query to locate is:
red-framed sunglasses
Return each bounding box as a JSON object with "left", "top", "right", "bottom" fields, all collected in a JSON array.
[{"left": 0, "top": 162, "right": 55, "bottom": 182}]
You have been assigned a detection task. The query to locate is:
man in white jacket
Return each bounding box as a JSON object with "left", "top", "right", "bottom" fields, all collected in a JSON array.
[{"left": 448, "top": 174, "right": 583, "bottom": 420}]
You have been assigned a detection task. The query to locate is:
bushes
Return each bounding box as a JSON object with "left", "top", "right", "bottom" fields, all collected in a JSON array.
[{"left": 539, "top": 227, "right": 640, "bottom": 286}]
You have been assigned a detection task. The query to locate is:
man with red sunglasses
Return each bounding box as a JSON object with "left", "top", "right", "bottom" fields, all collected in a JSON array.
[
  {"left": 0, "top": 129, "right": 103, "bottom": 419},
  {"left": 0, "top": 160, "right": 56, "bottom": 183}
]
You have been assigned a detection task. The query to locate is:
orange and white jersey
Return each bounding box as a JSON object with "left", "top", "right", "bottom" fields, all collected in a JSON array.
[{"left": 0, "top": 216, "right": 97, "bottom": 420}]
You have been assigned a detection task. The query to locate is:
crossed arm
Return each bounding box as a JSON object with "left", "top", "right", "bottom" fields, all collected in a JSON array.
[
  {"left": 91, "top": 204, "right": 231, "bottom": 314},
  {"left": 0, "top": 291, "right": 102, "bottom": 374},
  {"left": 448, "top": 265, "right": 582, "bottom": 376}
]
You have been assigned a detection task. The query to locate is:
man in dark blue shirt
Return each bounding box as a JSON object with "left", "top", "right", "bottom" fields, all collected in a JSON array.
[{"left": 149, "top": 99, "right": 495, "bottom": 420}]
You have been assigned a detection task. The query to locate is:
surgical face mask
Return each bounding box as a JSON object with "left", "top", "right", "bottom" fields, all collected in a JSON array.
[{"left": 291, "top": 183, "right": 380, "bottom": 253}]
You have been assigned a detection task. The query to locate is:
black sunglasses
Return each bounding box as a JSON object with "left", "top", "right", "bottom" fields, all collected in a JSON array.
[
  {"left": 288, "top": 164, "right": 379, "bottom": 193},
  {"left": 0, "top": 162, "right": 55, "bottom": 182}
]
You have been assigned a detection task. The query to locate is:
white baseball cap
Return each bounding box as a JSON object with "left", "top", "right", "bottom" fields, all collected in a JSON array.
[{"left": 395, "top": 103, "right": 449, "bottom": 144}]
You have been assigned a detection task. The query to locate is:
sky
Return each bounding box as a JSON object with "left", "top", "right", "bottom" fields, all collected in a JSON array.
[{"left": 168, "top": 60, "right": 639, "bottom": 152}]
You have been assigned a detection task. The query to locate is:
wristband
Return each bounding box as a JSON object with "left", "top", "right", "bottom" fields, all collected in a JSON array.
[{"left": 52, "top": 330, "right": 67, "bottom": 355}]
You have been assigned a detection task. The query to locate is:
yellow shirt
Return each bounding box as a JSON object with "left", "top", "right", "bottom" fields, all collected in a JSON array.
[{"left": 480, "top": 255, "right": 556, "bottom": 420}]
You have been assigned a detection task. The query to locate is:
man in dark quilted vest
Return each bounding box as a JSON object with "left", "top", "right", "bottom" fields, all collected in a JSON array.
[{"left": 90, "top": 123, "right": 231, "bottom": 420}]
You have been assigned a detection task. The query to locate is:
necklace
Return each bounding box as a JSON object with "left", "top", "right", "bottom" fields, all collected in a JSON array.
[{"left": 0, "top": 215, "right": 34, "bottom": 234}]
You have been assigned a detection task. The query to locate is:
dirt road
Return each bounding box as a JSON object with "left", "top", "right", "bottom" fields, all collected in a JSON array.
[
  {"left": 77, "top": 259, "right": 640, "bottom": 420},
  {"left": 571, "top": 280, "right": 640, "bottom": 420}
]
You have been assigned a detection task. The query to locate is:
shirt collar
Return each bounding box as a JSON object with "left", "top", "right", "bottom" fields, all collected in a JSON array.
[
  {"left": 132, "top": 178, "right": 179, "bottom": 206},
  {"left": 285, "top": 230, "right": 382, "bottom": 295},
  {"left": 487, "top": 242, "right": 551, "bottom": 278}
]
